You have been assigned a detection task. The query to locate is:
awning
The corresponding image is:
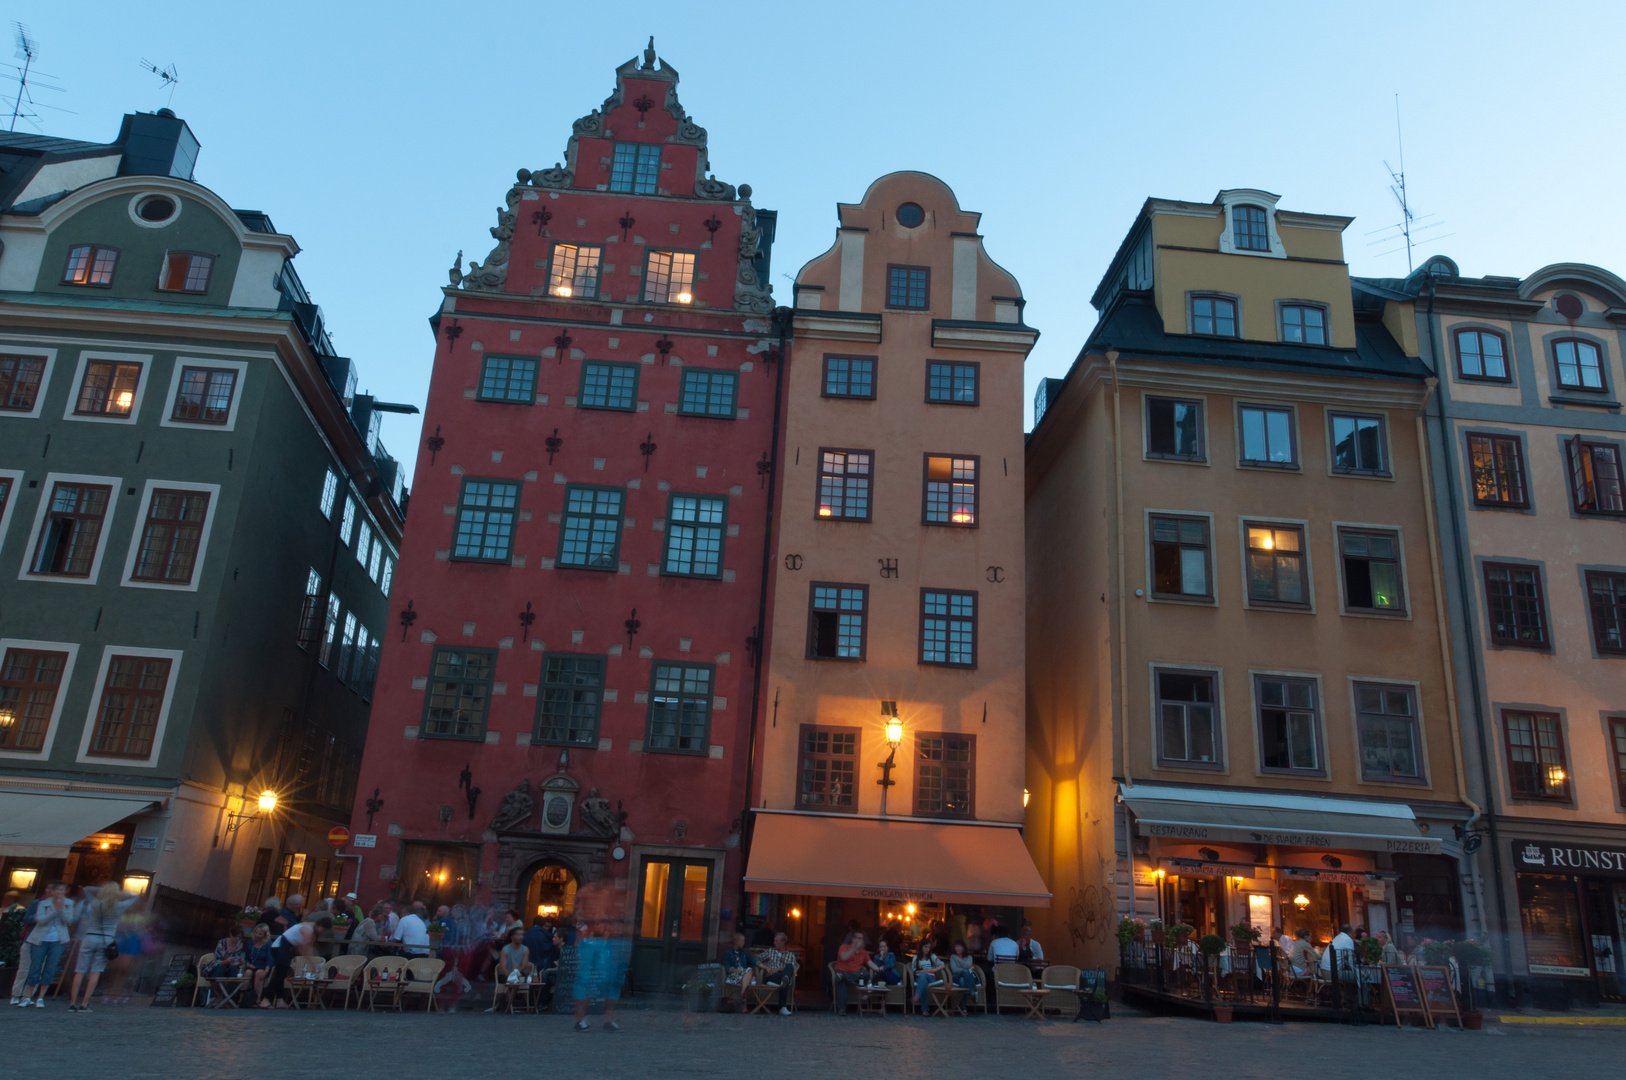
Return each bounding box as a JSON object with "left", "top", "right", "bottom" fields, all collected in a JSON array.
[
  {"left": 1120, "top": 783, "right": 1440, "bottom": 855},
  {"left": 744, "top": 812, "right": 1051, "bottom": 907},
  {"left": 0, "top": 790, "right": 157, "bottom": 858}
]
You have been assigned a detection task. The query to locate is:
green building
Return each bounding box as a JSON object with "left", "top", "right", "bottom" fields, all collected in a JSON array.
[{"left": 0, "top": 109, "right": 407, "bottom": 937}]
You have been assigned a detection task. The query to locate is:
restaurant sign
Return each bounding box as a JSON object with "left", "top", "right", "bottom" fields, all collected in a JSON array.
[{"left": 1513, "top": 840, "right": 1626, "bottom": 880}]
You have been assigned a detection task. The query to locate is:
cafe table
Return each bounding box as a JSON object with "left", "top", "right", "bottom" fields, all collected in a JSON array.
[
  {"left": 1018, "top": 985, "right": 1050, "bottom": 1019},
  {"left": 927, "top": 983, "right": 969, "bottom": 1017},
  {"left": 857, "top": 985, "right": 893, "bottom": 1018},
  {"left": 287, "top": 971, "right": 331, "bottom": 1010}
]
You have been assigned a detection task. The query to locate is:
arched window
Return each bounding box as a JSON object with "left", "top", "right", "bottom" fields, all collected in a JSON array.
[
  {"left": 1552, "top": 337, "right": 1605, "bottom": 391},
  {"left": 1233, "top": 205, "right": 1270, "bottom": 252},
  {"left": 1454, "top": 329, "right": 1510, "bottom": 381}
]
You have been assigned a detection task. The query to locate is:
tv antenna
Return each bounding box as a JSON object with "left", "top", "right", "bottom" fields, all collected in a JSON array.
[
  {"left": 1366, "top": 95, "right": 1450, "bottom": 270},
  {"left": 140, "top": 59, "right": 180, "bottom": 108},
  {"left": 5, "top": 24, "right": 70, "bottom": 132}
]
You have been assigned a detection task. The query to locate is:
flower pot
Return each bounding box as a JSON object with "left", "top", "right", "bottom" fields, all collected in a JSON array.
[
  {"left": 1212, "top": 1005, "right": 1233, "bottom": 1023},
  {"left": 1461, "top": 1011, "right": 1483, "bottom": 1031},
  {"left": 1150, "top": 930, "right": 1167, "bottom": 946}
]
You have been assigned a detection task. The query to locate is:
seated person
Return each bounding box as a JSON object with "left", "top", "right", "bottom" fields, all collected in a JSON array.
[
  {"left": 207, "top": 925, "right": 247, "bottom": 977},
  {"left": 244, "top": 924, "right": 273, "bottom": 1000},
  {"left": 948, "top": 942, "right": 977, "bottom": 994},
  {"left": 495, "top": 926, "right": 530, "bottom": 982},
  {"left": 757, "top": 932, "right": 797, "bottom": 1016},
  {"left": 721, "top": 932, "right": 755, "bottom": 1004},
  {"left": 911, "top": 939, "right": 946, "bottom": 1012},
  {"left": 866, "top": 938, "right": 902, "bottom": 986},
  {"left": 1319, "top": 925, "right": 1357, "bottom": 980},
  {"left": 985, "top": 925, "right": 1020, "bottom": 963},
  {"left": 1015, "top": 924, "right": 1044, "bottom": 964},
  {"left": 831, "top": 933, "right": 871, "bottom": 1013},
  {"left": 1288, "top": 928, "right": 1317, "bottom": 976}
]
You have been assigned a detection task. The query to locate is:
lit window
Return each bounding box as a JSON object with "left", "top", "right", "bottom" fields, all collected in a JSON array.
[
  {"left": 75, "top": 360, "right": 142, "bottom": 417},
  {"left": 808, "top": 584, "right": 866, "bottom": 659},
  {"left": 1565, "top": 435, "right": 1625, "bottom": 515},
  {"left": 132, "top": 489, "right": 210, "bottom": 584},
  {"left": 1281, "top": 304, "right": 1325, "bottom": 344},
  {"left": 558, "top": 486, "right": 624, "bottom": 570},
  {"left": 817, "top": 450, "right": 872, "bottom": 521},
  {"left": 30, "top": 482, "right": 111, "bottom": 577},
  {"left": 1467, "top": 433, "right": 1527, "bottom": 507},
  {"left": 643, "top": 250, "right": 695, "bottom": 304},
  {"left": 609, "top": 143, "right": 661, "bottom": 194},
  {"left": 1191, "top": 296, "right": 1237, "bottom": 336},
  {"left": 0, "top": 355, "right": 46, "bottom": 412},
  {"left": 62, "top": 244, "right": 119, "bottom": 286},
  {"left": 452, "top": 479, "right": 520, "bottom": 562},
  {"left": 579, "top": 361, "right": 637, "bottom": 410},
  {"left": 886, "top": 265, "right": 929, "bottom": 309},
  {"left": 159, "top": 252, "right": 213, "bottom": 293},
  {"left": 1246, "top": 523, "right": 1306, "bottom": 606},
  {"left": 1233, "top": 205, "right": 1270, "bottom": 251},
  {"left": 172, "top": 366, "right": 236, "bottom": 424},
  {"left": 547, "top": 243, "right": 602, "bottom": 299},
  {"left": 89, "top": 656, "right": 173, "bottom": 759},
  {"left": 924, "top": 455, "right": 977, "bottom": 525},
  {"left": 1503, "top": 711, "right": 1568, "bottom": 799}
]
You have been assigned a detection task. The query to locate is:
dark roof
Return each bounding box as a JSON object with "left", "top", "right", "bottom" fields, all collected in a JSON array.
[
  {"left": 0, "top": 131, "right": 115, "bottom": 155},
  {"left": 1084, "top": 291, "right": 1429, "bottom": 382}
]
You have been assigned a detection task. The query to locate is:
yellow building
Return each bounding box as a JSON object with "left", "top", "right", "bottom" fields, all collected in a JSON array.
[
  {"left": 1024, "top": 191, "right": 1474, "bottom": 981},
  {"left": 742, "top": 173, "right": 1048, "bottom": 973}
]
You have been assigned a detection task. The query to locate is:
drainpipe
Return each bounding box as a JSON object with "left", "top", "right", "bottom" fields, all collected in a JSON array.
[
  {"left": 1107, "top": 351, "right": 1131, "bottom": 790},
  {"left": 1424, "top": 279, "right": 1513, "bottom": 994},
  {"left": 738, "top": 305, "right": 791, "bottom": 919}
]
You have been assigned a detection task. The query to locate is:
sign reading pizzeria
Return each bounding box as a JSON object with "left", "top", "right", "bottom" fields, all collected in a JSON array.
[{"left": 1513, "top": 840, "right": 1626, "bottom": 880}]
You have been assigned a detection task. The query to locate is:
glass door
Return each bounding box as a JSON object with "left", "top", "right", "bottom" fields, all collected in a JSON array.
[{"left": 632, "top": 857, "right": 712, "bottom": 990}]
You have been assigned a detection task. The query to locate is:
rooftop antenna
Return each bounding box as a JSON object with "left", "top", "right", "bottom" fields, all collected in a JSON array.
[
  {"left": 1366, "top": 95, "right": 1451, "bottom": 269},
  {"left": 140, "top": 59, "right": 179, "bottom": 108},
  {"left": 5, "top": 24, "right": 69, "bottom": 132}
]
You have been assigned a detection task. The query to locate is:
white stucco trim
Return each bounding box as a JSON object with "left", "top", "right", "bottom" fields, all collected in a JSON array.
[
  {"left": 0, "top": 345, "right": 57, "bottom": 420},
  {"left": 75, "top": 645, "right": 185, "bottom": 768},
  {"left": 16, "top": 471, "right": 122, "bottom": 586},
  {"left": 1216, "top": 189, "right": 1286, "bottom": 259},
  {"left": 118, "top": 478, "right": 223, "bottom": 593},
  {"left": 0, "top": 468, "right": 24, "bottom": 547},
  {"left": 0, "top": 637, "right": 80, "bottom": 760},
  {"left": 951, "top": 235, "right": 979, "bottom": 320},
  {"left": 60, "top": 349, "right": 153, "bottom": 425},
  {"left": 838, "top": 232, "right": 865, "bottom": 312},
  {"left": 157, "top": 357, "right": 249, "bottom": 432}
]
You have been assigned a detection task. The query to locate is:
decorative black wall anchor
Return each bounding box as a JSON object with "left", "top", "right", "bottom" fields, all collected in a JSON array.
[
  {"left": 532, "top": 207, "right": 552, "bottom": 235},
  {"left": 783, "top": 553, "right": 802, "bottom": 571},
  {"left": 986, "top": 565, "right": 1005, "bottom": 583},
  {"left": 619, "top": 212, "right": 636, "bottom": 241},
  {"left": 553, "top": 333, "right": 572, "bottom": 363},
  {"left": 364, "top": 788, "right": 385, "bottom": 831},
  {"left": 633, "top": 93, "right": 654, "bottom": 117},
  {"left": 398, "top": 599, "right": 418, "bottom": 642},
  {"left": 703, "top": 215, "right": 722, "bottom": 242},
  {"left": 745, "top": 626, "right": 761, "bottom": 668},
  {"left": 878, "top": 558, "right": 899, "bottom": 579},
  {"left": 458, "top": 764, "right": 472, "bottom": 792},
  {"left": 639, "top": 432, "right": 657, "bottom": 471},
  {"left": 443, "top": 318, "right": 463, "bottom": 343},
  {"left": 655, "top": 336, "right": 673, "bottom": 364},
  {"left": 518, "top": 601, "right": 536, "bottom": 641},
  {"left": 458, "top": 764, "right": 480, "bottom": 820},
  {"left": 756, "top": 451, "right": 771, "bottom": 487},
  {"left": 624, "top": 608, "right": 641, "bottom": 650},
  {"left": 427, "top": 425, "right": 445, "bottom": 465},
  {"left": 545, "top": 428, "right": 562, "bottom": 464}
]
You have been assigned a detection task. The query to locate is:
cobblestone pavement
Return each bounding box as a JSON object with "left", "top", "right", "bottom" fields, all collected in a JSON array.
[{"left": 2, "top": 1001, "right": 1622, "bottom": 1079}]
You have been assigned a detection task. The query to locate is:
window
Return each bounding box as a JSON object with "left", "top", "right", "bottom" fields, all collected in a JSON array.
[
  {"left": 478, "top": 356, "right": 537, "bottom": 403},
  {"left": 547, "top": 243, "right": 602, "bottom": 299},
  {"left": 1467, "top": 433, "right": 1528, "bottom": 507},
  {"left": 817, "top": 450, "right": 872, "bottom": 521},
  {"left": 132, "top": 489, "right": 209, "bottom": 584},
  {"left": 421, "top": 648, "right": 495, "bottom": 740},
  {"left": 823, "top": 356, "right": 875, "bottom": 399},
  {"left": 1552, "top": 338, "right": 1605, "bottom": 391},
  {"left": 89, "top": 656, "right": 172, "bottom": 758},
  {"left": 1339, "top": 528, "right": 1404, "bottom": 613},
  {"left": 1256, "top": 675, "right": 1322, "bottom": 773},
  {"left": 886, "top": 265, "right": 929, "bottom": 310},
  {"left": 558, "top": 486, "right": 624, "bottom": 569},
  {"left": 1281, "top": 304, "right": 1326, "bottom": 344},
  {"left": 798, "top": 726, "right": 858, "bottom": 810},
  {"left": 915, "top": 735, "right": 974, "bottom": 818},
  {"left": 642, "top": 250, "right": 695, "bottom": 304},
  {"left": 1150, "top": 514, "right": 1211, "bottom": 599},
  {"left": 1155, "top": 669, "right": 1219, "bottom": 767},
  {"left": 62, "top": 244, "right": 118, "bottom": 286},
  {"left": 1238, "top": 405, "right": 1296, "bottom": 466},
  {"left": 1611, "top": 718, "right": 1626, "bottom": 806},
  {"left": 920, "top": 589, "right": 976, "bottom": 667},
  {"left": 1191, "top": 295, "right": 1237, "bottom": 337},
  {"left": 318, "top": 595, "right": 341, "bottom": 668},
  {"left": 0, "top": 648, "right": 67, "bottom": 752},
  {"left": 319, "top": 468, "right": 339, "bottom": 519},
  {"left": 609, "top": 142, "right": 661, "bottom": 194},
  {"left": 296, "top": 569, "right": 324, "bottom": 649},
  {"left": 927, "top": 362, "right": 978, "bottom": 405},
  {"left": 452, "top": 479, "right": 519, "bottom": 562},
  {"left": 808, "top": 583, "right": 867, "bottom": 660},
  {"left": 357, "top": 629, "right": 379, "bottom": 692},
  {"left": 579, "top": 361, "right": 638, "bottom": 410},
  {"left": 1484, "top": 563, "right": 1548, "bottom": 647},
  {"left": 356, "top": 524, "right": 373, "bottom": 570},
  {"left": 1503, "top": 711, "right": 1569, "bottom": 799},
  {"left": 923, "top": 455, "right": 977, "bottom": 526},
  {"left": 340, "top": 497, "right": 357, "bottom": 545},
  {"left": 380, "top": 555, "right": 394, "bottom": 595},
  {"left": 1455, "top": 329, "right": 1509, "bottom": 381},
  {"left": 338, "top": 612, "right": 359, "bottom": 682},
  {"left": 663, "top": 494, "right": 725, "bottom": 577},
  {"left": 171, "top": 366, "right": 236, "bottom": 424},
  {"left": 896, "top": 202, "right": 925, "bottom": 228},
  {"left": 644, "top": 662, "right": 712, "bottom": 754},
  {"left": 158, "top": 252, "right": 213, "bottom": 293},
  {"left": 535, "top": 653, "right": 604, "bottom": 746},
  {"left": 1330, "top": 413, "right": 1387, "bottom": 475},
  {"left": 1233, "top": 205, "right": 1269, "bottom": 251},
  {"left": 679, "top": 369, "right": 737, "bottom": 418},
  {"left": 1355, "top": 683, "right": 1421, "bottom": 781},
  {"left": 0, "top": 355, "right": 46, "bottom": 412},
  {"left": 1146, "top": 397, "right": 1204, "bottom": 461},
  {"left": 368, "top": 541, "right": 383, "bottom": 584},
  {"left": 1245, "top": 523, "right": 1307, "bottom": 606},
  {"left": 31, "top": 482, "right": 111, "bottom": 577},
  {"left": 1566, "top": 436, "right": 1625, "bottom": 515},
  {"left": 75, "top": 360, "right": 141, "bottom": 417},
  {"left": 1586, "top": 571, "right": 1626, "bottom": 654}
]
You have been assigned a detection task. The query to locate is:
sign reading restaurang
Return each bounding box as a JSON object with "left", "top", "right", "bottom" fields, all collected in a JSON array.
[{"left": 1514, "top": 840, "right": 1626, "bottom": 879}]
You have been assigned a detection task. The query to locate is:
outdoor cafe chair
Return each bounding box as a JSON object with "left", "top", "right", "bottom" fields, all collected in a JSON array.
[
  {"left": 744, "top": 962, "right": 796, "bottom": 1014},
  {"left": 323, "top": 954, "right": 366, "bottom": 1009},
  {"left": 192, "top": 955, "right": 249, "bottom": 1008},
  {"left": 992, "top": 962, "right": 1037, "bottom": 1014},
  {"left": 360, "top": 956, "right": 409, "bottom": 1011},
  {"left": 402, "top": 957, "right": 445, "bottom": 1011},
  {"left": 1040, "top": 964, "right": 1082, "bottom": 1016}
]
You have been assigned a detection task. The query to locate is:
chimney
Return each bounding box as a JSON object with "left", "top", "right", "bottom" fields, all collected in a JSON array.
[{"left": 116, "top": 108, "right": 200, "bottom": 180}]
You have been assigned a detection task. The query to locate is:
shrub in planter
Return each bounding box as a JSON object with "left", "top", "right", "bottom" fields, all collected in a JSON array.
[
  {"left": 1420, "top": 939, "right": 1453, "bottom": 966},
  {"left": 1198, "top": 934, "right": 1226, "bottom": 957},
  {"left": 1358, "top": 936, "right": 1384, "bottom": 965},
  {"left": 1171, "top": 923, "right": 1195, "bottom": 945},
  {"left": 1116, "top": 917, "right": 1147, "bottom": 947},
  {"left": 1148, "top": 920, "right": 1167, "bottom": 945}
]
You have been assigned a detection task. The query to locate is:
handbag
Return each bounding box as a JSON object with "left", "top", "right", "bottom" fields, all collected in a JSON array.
[{"left": 103, "top": 942, "right": 120, "bottom": 962}]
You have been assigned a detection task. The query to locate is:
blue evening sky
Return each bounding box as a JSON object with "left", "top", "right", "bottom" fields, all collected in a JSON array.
[{"left": 19, "top": 2, "right": 1626, "bottom": 486}]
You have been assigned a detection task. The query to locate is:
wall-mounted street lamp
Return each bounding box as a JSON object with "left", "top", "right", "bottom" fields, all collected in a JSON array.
[
  {"left": 225, "top": 790, "right": 278, "bottom": 833},
  {"left": 877, "top": 702, "right": 902, "bottom": 816}
]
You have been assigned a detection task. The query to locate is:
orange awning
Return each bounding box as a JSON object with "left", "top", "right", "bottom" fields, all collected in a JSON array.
[{"left": 744, "top": 812, "right": 1051, "bottom": 907}]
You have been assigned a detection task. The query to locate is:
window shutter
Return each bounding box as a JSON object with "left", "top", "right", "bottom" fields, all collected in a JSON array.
[{"left": 1567, "top": 434, "right": 1594, "bottom": 510}]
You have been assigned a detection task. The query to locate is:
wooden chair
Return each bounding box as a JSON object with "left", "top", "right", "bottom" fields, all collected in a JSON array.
[
  {"left": 192, "top": 954, "right": 248, "bottom": 1008},
  {"left": 402, "top": 957, "right": 445, "bottom": 1011},
  {"left": 359, "top": 956, "right": 409, "bottom": 1011},
  {"left": 323, "top": 955, "right": 366, "bottom": 1009},
  {"left": 1041, "top": 964, "right": 1082, "bottom": 1016},
  {"left": 992, "top": 962, "right": 1036, "bottom": 1014}
]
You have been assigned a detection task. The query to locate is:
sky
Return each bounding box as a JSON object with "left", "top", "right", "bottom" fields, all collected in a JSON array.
[{"left": 15, "top": 1, "right": 1626, "bottom": 488}]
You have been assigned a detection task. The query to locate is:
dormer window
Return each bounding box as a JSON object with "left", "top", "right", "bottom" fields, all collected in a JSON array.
[
  {"left": 62, "top": 245, "right": 119, "bottom": 287},
  {"left": 159, "top": 252, "right": 213, "bottom": 293},
  {"left": 610, "top": 143, "right": 661, "bottom": 194},
  {"left": 1190, "top": 295, "right": 1237, "bottom": 337},
  {"left": 1234, "top": 205, "right": 1270, "bottom": 251}
]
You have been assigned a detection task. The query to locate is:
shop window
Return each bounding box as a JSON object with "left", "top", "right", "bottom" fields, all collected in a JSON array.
[
  {"left": 915, "top": 734, "right": 974, "bottom": 818},
  {"left": 1150, "top": 514, "right": 1211, "bottom": 599},
  {"left": 1355, "top": 682, "right": 1421, "bottom": 781},
  {"left": 1503, "top": 710, "right": 1569, "bottom": 800},
  {"left": 1154, "top": 668, "right": 1219, "bottom": 768},
  {"left": 420, "top": 647, "right": 494, "bottom": 740},
  {"left": 0, "top": 648, "right": 68, "bottom": 752},
  {"left": 798, "top": 725, "right": 858, "bottom": 811},
  {"left": 1466, "top": 433, "right": 1528, "bottom": 508},
  {"left": 1518, "top": 874, "right": 1589, "bottom": 976}
]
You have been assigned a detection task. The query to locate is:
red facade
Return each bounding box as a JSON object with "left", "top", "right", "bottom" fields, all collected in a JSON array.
[{"left": 351, "top": 45, "right": 780, "bottom": 983}]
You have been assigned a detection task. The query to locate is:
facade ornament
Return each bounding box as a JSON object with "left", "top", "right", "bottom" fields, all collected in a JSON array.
[
  {"left": 642, "top": 36, "right": 657, "bottom": 70},
  {"left": 694, "top": 176, "right": 735, "bottom": 201},
  {"left": 735, "top": 261, "right": 775, "bottom": 314},
  {"left": 489, "top": 779, "right": 535, "bottom": 831},
  {"left": 530, "top": 163, "right": 573, "bottom": 189},
  {"left": 663, "top": 85, "right": 706, "bottom": 145},
  {"left": 579, "top": 788, "right": 622, "bottom": 837},
  {"left": 448, "top": 250, "right": 463, "bottom": 287},
  {"left": 461, "top": 195, "right": 519, "bottom": 292},
  {"left": 571, "top": 110, "right": 605, "bottom": 138}
]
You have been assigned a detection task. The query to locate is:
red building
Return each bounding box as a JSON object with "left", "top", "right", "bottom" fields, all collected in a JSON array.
[{"left": 351, "top": 42, "right": 781, "bottom": 988}]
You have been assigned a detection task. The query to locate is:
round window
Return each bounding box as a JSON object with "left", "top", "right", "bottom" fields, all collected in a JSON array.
[
  {"left": 1554, "top": 293, "right": 1584, "bottom": 320},
  {"left": 896, "top": 202, "right": 925, "bottom": 228},
  {"left": 135, "top": 195, "right": 176, "bottom": 223}
]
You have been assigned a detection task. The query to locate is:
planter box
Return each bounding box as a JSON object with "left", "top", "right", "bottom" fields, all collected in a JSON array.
[{"left": 1212, "top": 1005, "right": 1233, "bottom": 1023}]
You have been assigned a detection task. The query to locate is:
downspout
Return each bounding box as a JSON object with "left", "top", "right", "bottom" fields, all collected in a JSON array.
[
  {"left": 739, "top": 305, "right": 791, "bottom": 918},
  {"left": 1425, "top": 279, "right": 1513, "bottom": 990},
  {"left": 1108, "top": 351, "right": 1131, "bottom": 789}
]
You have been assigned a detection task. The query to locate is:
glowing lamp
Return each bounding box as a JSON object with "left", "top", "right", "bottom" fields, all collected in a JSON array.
[
  {"left": 557, "top": 286, "right": 573, "bottom": 297},
  {"left": 818, "top": 507, "right": 832, "bottom": 517},
  {"left": 1546, "top": 765, "right": 1567, "bottom": 786},
  {"left": 790, "top": 907, "right": 802, "bottom": 918},
  {"left": 123, "top": 875, "right": 151, "bottom": 896},
  {"left": 885, "top": 718, "right": 904, "bottom": 748},
  {"left": 116, "top": 391, "right": 134, "bottom": 409},
  {"left": 906, "top": 903, "right": 916, "bottom": 915},
  {"left": 9, "top": 869, "right": 36, "bottom": 891},
  {"left": 0, "top": 706, "right": 15, "bottom": 730},
  {"left": 1023, "top": 788, "right": 1030, "bottom": 808},
  {"left": 1292, "top": 894, "right": 1311, "bottom": 910},
  {"left": 257, "top": 790, "right": 278, "bottom": 813},
  {"left": 951, "top": 512, "right": 972, "bottom": 523},
  {"left": 675, "top": 292, "right": 692, "bottom": 304}
]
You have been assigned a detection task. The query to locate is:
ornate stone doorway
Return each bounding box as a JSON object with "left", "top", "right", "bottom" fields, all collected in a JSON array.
[{"left": 523, "top": 861, "right": 580, "bottom": 922}]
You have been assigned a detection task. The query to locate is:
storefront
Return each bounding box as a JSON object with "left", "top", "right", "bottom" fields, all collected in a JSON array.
[
  {"left": 1510, "top": 839, "right": 1626, "bottom": 1003},
  {"left": 0, "top": 789, "right": 158, "bottom": 898}
]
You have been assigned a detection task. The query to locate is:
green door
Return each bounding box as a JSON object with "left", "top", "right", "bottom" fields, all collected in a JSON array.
[{"left": 632, "top": 857, "right": 712, "bottom": 990}]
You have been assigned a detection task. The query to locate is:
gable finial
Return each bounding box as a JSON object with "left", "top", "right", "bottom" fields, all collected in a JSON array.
[{"left": 642, "top": 36, "right": 656, "bottom": 69}]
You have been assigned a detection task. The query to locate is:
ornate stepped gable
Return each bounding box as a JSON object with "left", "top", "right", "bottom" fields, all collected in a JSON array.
[{"left": 453, "top": 38, "right": 772, "bottom": 313}]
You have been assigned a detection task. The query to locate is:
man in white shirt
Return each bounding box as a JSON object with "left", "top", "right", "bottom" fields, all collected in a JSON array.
[
  {"left": 1319, "top": 925, "right": 1356, "bottom": 979},
  {"left": 392, "top": 901, "right": 430, "bottom": 957},
  {"left": 1016, "top": 924, "right": 1044, "bottom": 962},
  {"left": 985, "top": 927, "right": 1019, "bottom": 963}
]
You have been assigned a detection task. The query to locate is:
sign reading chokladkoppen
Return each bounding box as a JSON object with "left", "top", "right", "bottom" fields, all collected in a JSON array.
[{"left": 1512, "top": 840, "right": 1626, "bottom": 880}]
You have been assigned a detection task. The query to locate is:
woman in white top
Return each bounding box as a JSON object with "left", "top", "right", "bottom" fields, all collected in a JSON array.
[
  {"left": 911, "top": 940, "right": 946, "bottom": 1012},
  {"left": 260, "top": 914, "right": 332, "bottom": 1008}
]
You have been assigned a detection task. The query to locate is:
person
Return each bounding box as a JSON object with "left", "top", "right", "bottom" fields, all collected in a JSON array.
[
  {"left": 391, "top": 901, "right": 430, "bottom": 957},
  {"left": 1275, "top": 926, "right": 1294, "bottom": 957},
  {"left": 721, "top": 931, "right": 755, "bottom": 1006},
  {"left": 68, "top": 882, "right": 137, "bottom": 1012},
  {"left": 831, "top": 932, "right": 870, "bottom": 1014},
  {"left": 572, "top": 916, "right": 626, "bottom": 1032},
  {"left": 278, "top": 894, "right": 305, "bottom": 933},
  {"left": 262, "top": 914, "right": 333, "bottom": 1008},
  {"left": 948, "top": 941, "right": 978, "bottom": 996},
  {"left": 757, "top": 932, "right": 796, "bottom": 1015},
  {"left": 985, "top": 925, "right": 1019, "bottom": 963},
  {"left": 911, "top": 938, "right": 946, "bottom": 1012},
  {"left": 255, "top": 896, "right": 283, "bottom": 935},
  {"left": 1320, "top": 924, "right": 1356, "bottom": 979},
  {"left": 500, "top": 908, "right": 524, "bottom": 941},
  {"left": 205, "top": 924, "right": 247, "bottom": 977},
  {"left": 17, "top": 881, "right": 73, "bottom": 1007},
  {"left": 9, "top": 892, "right": 40, "bottom": 1004},
  {"left": 866, "top": 938, "right": 901, "bottom": 986},
  {"left": 1015, "top": 924, "right": 1044, "bottom": 963},
  {"left": 495, "top": 927, "right": 529, "bottom": 980},
  {"left": 0, "top": 890, "right": 24, "bottom": 974},
  {"left": 1287, "top": 928, "right": 1317, "bottom": 977},
  {"left": 245, "top": 924, "right": 273, "bottom": 1001},
  {"left": 349, "top": 903, "right": 384, "bottom": 956},
  {"left": 1376, "top": 930, "right": 1401, "bottom": 965},
  {"left": 537, "top": 928, "right": 565, "bottom": 1008},
  {"left": 522, "top": 918, "right": 552, "bottom": 973}
]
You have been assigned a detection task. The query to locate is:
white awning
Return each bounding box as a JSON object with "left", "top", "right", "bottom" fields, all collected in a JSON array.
[
  {"left": 1119, "top": 783, "right": 1440, "bottom": 855},
  {"left": 0, "top": 790, "right": 156, "bottom": 858}
]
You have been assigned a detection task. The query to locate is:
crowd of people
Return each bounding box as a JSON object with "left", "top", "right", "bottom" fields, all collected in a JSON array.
[{"left": 1, "top": 881, "right": 154, "bottom": 1012}]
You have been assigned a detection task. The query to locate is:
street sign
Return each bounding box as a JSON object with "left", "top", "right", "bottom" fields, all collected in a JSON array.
[
  {"left": 353, "top": 833, "right": 377, "bottom": 849},
  {"left": 328, "top": 826, "right": 350, "bottom": 848}
]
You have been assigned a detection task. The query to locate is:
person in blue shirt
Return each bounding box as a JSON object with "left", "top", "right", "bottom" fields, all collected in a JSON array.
[
  {"left": 721, "top": 931, "right": 755, "bottom": 1006},
  {"left": 866, "top": 938, "right": 902, "bottom": 986}
]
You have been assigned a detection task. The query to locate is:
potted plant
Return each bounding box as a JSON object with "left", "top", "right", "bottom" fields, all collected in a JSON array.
[
  {"left": 1171, "top": 923, "right": 1195, "bottom": 947},
  {"left": 1420, "top": 938, "right": 1452, "bottom": 966},
  {"left": 1148, "top": 920, "right": 1167, "bottom": 946},
  {"left": 1229, "top": 921, "right": 1261, "bottom": 954},
  {"left": 1358, "top": 936, "right": 1384, "bottom": 966},
  {"left": 1198, "top": 934, "right": 1229, "bottom": 1020},
  {"left": 1115, "top": 917, "right": 1146, "bottom": 947},
  {"left": 1452, "top": 940, "right": 1492, "bottom": 1028}
]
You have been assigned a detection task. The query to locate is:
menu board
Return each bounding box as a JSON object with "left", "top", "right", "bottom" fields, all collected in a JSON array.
[
  {"left": 552, "top": 945, "right": 577, "bottom": 1013},
  {"left": 1415, "top": 965, "right": 1460, "bottom": 1027},
  {"left": 150, "top": 954, "right": 195, "bottom": 1007},
  {"left": 1380, "top": 964, "right": 1431, "bottom": 1028}
]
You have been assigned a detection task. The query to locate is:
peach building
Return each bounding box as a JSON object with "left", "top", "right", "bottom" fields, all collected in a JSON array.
[{"left": 742, "top": 173, "right": 1047, "bottom": 976}]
